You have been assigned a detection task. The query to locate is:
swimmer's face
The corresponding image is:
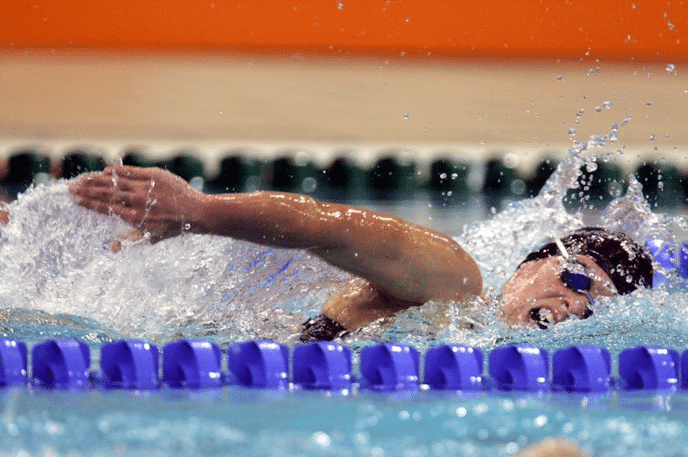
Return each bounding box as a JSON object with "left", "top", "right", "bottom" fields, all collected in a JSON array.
[{"left": 499, "top": 255, "right": 616, "bottom": 329}]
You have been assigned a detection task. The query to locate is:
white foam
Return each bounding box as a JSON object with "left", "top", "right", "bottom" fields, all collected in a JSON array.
[{"left": 0, "top": 181, "right": 351, "bottom": 344}]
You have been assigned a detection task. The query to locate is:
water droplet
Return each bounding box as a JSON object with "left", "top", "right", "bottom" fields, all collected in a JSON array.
[
  {"left": 576, "top": 109, "right": 585, "bottom": 118},
  {"left": 189, "top": 176, "right": 204, "bottom": 191},
  {"left": 646, "top": 101, "right": 653, "bottom": 106},
  {"left": 568, "top": 128, "right": 577, "bottom": 135},
  {"left": 650, "top": 134, "right": 656, "bottom": 141},
  {"left": 595, "top": 106, "right": 602, "bottom": 112},
  {"left": 183, "top": 223, "right": 191, "bottom": 231},
  {"left": 608, "top": 181, "right": 623, "bottom": 197},
  {"left": 405, "top": 17, "right": 411, "bottom": 23},
  {"left": 301, "top": 177, "right": 317, "bottom": 193},
  {"left": 403, "top": 112, "right": 410, "bottom": 120},
  {"left": 603, "top": 101, "right": 614, "bottom": 109},
  {"left": 510, "top": 179, "right": 526, "bottom": 195},
  {"left": 668, "top": 22, "right": 676, "bottom": 31},
  {"left": 555, "top": 75, "right": 564, "bottom": 81},
  {"left": 666, "top": 63, "right": 676, "bottom": 72},
  {"left": 337, "top": 2, "right": 344, "bottom": 9},
  {"left": 586, "top": 162, "right": 598, "bottom": 173}
]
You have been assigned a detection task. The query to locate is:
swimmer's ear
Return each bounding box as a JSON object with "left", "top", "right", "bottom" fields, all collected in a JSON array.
[{"left": 112, "top": 228, "right": 145, "bottom": 253}]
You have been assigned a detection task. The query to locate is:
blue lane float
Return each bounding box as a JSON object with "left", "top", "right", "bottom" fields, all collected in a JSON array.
[
  {"left": 10, "top": 339, "right": 688, "bottom": 394},
  {"left": 423, "top": 344, "right": 483, "bottom": 391},
  {"left": 0, "top": 340, "right": 28, "bottom": 388},
  {"left": 32, "top": 339, "right": 91, "bottom": 390},
  {"left": 552, "top": 345, "right": 612, "bottom": 393},
  {"left": 359, "top": 343, "right": 420, "bottom": 392},
  {"left": 646, "top": 237, "right": 688, "bottom": 287},
  {"left": 162, "top": 340, "right": 222, "bottom": 389},
  {"left": 292, "top": 341, "right": 352, "bottom": 391},
  {"left": 488, "top": 346, "right": 550, "bottom": 392},
  {"left": 618, "top": 346, "right": 680, "bottom": 390},
  {"left": 100, "top": 340, "right": 159, "bottom": 390},
  {"left": 227, "top": 340, "right": 289, "bottom": 389}
]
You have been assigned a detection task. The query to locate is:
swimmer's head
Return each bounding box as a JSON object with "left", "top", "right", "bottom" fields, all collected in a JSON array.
[{"left": 499, "top": 227, "right": 653, "bottom": 329}]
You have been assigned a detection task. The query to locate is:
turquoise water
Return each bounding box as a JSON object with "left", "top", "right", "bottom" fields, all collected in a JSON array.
[
  {"left": 2, "top": 132, "right": 688, "bottom": 456},
  {"left": 3, "top": 388, "right": 688, "bottom": 456}
]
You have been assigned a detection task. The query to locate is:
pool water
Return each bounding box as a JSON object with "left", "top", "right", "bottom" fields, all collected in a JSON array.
[
  {"left": 4, "top": 387, "right": 688, "bottom": 457},
  {"left": 2, "top": 132, "right": 688, "bottom": 456}
]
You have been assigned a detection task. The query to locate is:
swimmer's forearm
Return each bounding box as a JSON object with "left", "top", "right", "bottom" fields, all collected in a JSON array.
[{"left": 193, "top": 191, "right": 347, "bottom": 248}]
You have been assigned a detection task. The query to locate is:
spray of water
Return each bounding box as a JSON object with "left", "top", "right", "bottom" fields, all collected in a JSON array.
[
  {"left": 353, "top": 127, "right": 688, "bottom": 356},
  {"left": 0, "top": 181, "right": 351, "bottom": 345}
]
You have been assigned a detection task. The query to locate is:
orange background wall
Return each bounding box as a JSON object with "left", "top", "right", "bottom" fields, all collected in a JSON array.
[{"left": 1, "top": 0, "right": 686, "bottom": 62}]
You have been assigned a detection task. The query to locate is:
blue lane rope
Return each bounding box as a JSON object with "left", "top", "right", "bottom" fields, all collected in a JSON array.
[{"left": 1, "top": 338, "right": 687, "bottom": 393}]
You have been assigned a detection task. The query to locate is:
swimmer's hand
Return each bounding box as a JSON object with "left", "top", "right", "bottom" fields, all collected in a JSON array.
[{"left": 70, "top": 165, "right": 206, "bottom": 245}]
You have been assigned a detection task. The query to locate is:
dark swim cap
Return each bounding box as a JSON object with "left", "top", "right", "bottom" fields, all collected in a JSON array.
[{"left": 521, "top": 227, "right": 653, "bottom": 295}]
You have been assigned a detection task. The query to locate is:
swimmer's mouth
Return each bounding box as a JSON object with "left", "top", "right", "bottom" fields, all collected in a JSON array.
[
  {"left": 529, "top": 307, "right": 556, "bottom": 330},
  {"left": 528, "top": 305, "right": 594, "bottom": 329}
]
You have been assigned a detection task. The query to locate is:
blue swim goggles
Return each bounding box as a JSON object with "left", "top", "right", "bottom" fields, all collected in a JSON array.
[
  {"left": 555, "top": 238, "right": 594, "bottom": 317},
  {"left": 560, "top": 268, "right": 595, "bottom": 314}
]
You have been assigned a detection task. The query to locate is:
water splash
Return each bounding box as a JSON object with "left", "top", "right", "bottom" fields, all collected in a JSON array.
[
  {"left": 362, "top": 129, "right": 688, "bottom": 356},
  {"left": 2, "top": 131, "right": 688, "bottom": 354},
  {"left": 0, "top": 181, "right": 351, "bottom": 345}
]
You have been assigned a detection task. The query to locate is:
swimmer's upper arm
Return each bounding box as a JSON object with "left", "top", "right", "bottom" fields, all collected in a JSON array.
[{"left": 308, "top": 207, "right": 483, "bottom": 304}]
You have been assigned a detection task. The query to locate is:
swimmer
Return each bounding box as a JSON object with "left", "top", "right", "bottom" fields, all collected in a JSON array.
[{"left": 69, "top": 165, "right": 652, "bottom": 341}]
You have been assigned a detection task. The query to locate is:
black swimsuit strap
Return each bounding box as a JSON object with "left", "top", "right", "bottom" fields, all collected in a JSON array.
[{"left": 298, "top": 314, "right": 349, "bottom": 342}]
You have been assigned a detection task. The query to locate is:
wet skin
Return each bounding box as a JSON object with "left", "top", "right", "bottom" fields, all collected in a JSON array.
[{"left": 499, "top": 254, "right": 617, "bottom": 328}]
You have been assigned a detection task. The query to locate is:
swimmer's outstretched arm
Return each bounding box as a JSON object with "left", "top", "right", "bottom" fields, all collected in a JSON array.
[{"left": 70, "top": 165, "right": 482, "bottom": 317}]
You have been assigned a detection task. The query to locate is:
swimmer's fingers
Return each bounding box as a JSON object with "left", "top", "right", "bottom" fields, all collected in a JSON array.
[
  {"left": 73, "top": 194, "right": 144, "bottom": 225},
  {"left": 102, "top": 165, "right": 166, "bottom": 182},
  {"left": 111, "top": 228, "right": 145, "bottom": 253},
  {"left": 70, "top": 171, "right": 151, "bottom": 195}
]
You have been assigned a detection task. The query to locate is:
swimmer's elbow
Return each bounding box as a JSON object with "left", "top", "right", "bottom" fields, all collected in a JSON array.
[{"left": 449, "top": 243, "right": 483, "bottom": 300}]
